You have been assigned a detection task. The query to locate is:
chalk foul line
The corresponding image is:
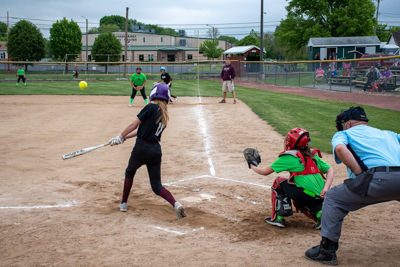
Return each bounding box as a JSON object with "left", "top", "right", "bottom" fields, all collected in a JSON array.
[
  {"left": 149, "top": 225, "right": 205, "bottom": 236},
  {"left": 0, "top": 200, "right": 78, "bottom": 210}
]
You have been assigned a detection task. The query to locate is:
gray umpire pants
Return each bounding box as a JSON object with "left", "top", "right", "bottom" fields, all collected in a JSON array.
[{"left": 321, "top": 170, "right": 400, "bottom": 242}]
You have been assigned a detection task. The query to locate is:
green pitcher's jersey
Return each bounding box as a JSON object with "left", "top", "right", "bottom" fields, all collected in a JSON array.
[
  {"left": 17, "top": 69, "right": 24, "bottom": 76},
  {"left": 130, "top": 73, "right": 147, "bottom": 86},
  {"left": 270, "top": 155, "right": 330, "bottom": 196}
]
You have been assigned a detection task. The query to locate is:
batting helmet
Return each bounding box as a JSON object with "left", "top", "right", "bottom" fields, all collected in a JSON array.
[
  {"left": 284, "top": 128, "right": 311, "bottom": 151},
  {"left": 160, "top": 67, "right": 166, "bottom": 71},
  {"left": 149, "top": 83, "right": 171, "bottom": 102}
]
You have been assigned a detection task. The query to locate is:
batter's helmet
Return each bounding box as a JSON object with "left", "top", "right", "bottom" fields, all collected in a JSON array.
[
  {"left": 160, "top": 67, "right": 166, "bottom": 71},
  {"left": 284, "top": 128, "right": 311, "bottom": 151},
  {"left": 149, "top": 83, "right": 171, "bottom": 102}
]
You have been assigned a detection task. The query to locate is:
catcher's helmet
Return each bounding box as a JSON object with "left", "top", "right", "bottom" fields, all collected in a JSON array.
[
  {"left": 284, "top": 128, "right": 311, "bottom": 150},
  {"left": 149, "top": 83, "right": 171, "bottom": 102}
]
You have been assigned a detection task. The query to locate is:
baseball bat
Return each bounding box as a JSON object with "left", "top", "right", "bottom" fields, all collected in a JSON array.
[{"left": 62, "top": 143, "right": 109, "bottom": 160}]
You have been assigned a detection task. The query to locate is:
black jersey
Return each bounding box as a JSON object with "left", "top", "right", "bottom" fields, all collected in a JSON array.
[
  {"left": 136, "top": 103, "right": 165, "bottom": 143},
  {"left": 160, "top": 73, "right": 172, "bottom": 84}
]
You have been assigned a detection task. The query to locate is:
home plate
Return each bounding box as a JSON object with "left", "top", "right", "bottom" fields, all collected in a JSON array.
[{"left": 182, "top": 193, "right": 216, "bottom": 203}]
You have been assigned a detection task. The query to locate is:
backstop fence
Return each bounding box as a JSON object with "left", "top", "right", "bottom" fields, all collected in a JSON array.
[{"left": 1, "top": 55, "right": 400, "bottom": 93}]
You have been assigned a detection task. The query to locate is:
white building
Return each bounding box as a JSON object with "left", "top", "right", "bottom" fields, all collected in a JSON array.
[{"left": 81, "top": 31, "right": 232, "bottom": 62}]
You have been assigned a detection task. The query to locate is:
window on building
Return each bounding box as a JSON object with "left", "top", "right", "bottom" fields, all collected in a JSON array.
[
  {"left": 143, "top": 37, "right": 145, "bottom": 43},
  {"left": 161, "top": 37, "right": 163, "bottom": 43},
  {"left": 0, "top": 52, "right": 5, "bottom": 59},
  {"left": 179, "top": 39, "right": 186, "bottom": 46},
  {"left": 148, "top": 54, "right": 154, "bottom": 61},
  {"left": 139, "top": 55, "right": 144, "bottom": 61},
  {"left": 167, "top": 54, "right": 176, "bottom": 62},
  {"left": 187, "top": 54, "right": 193, "bottom": 60}
]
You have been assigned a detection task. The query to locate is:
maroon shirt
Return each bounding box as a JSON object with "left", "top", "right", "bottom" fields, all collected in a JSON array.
[{"left": 220, "top": 64, "right": 236, "bottom": 81}]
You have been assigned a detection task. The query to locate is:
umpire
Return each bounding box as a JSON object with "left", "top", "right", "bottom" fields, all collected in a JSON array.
[{"left": 305, "top": 106, "right": 400, "bottom": 265}]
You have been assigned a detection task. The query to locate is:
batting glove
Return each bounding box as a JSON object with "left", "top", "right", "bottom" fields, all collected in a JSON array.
[{"left": 109, "top": 134, "right": 125, "bottom": 146}]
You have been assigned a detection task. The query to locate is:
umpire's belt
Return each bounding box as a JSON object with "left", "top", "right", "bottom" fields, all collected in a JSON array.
[{"left": 374, "top": 166, "right": 400, "bottom": 173}]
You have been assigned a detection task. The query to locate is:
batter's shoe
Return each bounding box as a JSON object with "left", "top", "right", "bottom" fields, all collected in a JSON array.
[
  {"left": 219, "top": 99, "right": 226, "bottom": 103},
  {"left": 128, "top": 103, "right": 132, "bottom": 107},
  {"left": 265, "top": 217, "right": 286, "bottom": 228},
  {"left": 305, "top": 237, "right": 338, "bottom": 266},
  {"left": 174, "top": 202, "right": 186, "bottom": 219},
  {"left": 233, "top": 99, "right": 237, "bottom": 104},
  {"left": 119, "top": 202, "right": 128, "bottom": 212}
]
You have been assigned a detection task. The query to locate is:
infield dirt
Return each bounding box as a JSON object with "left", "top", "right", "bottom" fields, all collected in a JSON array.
[{"left": 0, "top": 95, "right": 399, "bottom": 266}]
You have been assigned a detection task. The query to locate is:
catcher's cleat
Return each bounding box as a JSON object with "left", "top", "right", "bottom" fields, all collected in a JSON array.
[
  {"left": 119, "top": 202, "right": 128, "bottom": 212},
  {"left": 174, "top": 202, "right": 186, "bottom": 219},
  {"left": 265, "top": 217, "right": 286, "bottom": 228},
  {"left": 314, "top": 218, "right": 322, "bottom": 230},
  {"left": 219, "top": 99, "right": 226, "bottom": 103}
]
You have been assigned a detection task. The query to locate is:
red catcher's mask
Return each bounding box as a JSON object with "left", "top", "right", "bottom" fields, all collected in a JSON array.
[{"left": 284, "top": 128, "right": 311, "bottom": 151}]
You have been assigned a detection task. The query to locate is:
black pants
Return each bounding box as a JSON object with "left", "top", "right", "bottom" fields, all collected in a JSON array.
[
  {"left": 125, "top": 140, "right": 164, "bottom": 195},
  {"left": 131, "top": 87, "right": 147, "bottom": 100},
  {"left": 17, "top": 75, "right": 25, "bottom": 83},
  {"left": 280, "top": 181, "right": 323, "bottom": 217}
]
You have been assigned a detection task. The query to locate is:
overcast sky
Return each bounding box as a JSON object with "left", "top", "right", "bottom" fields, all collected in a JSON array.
[{"left": 1, "top": 0, "right": 399, "bottom": 39}]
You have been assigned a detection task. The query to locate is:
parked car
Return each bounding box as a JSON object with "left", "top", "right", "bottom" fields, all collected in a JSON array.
[{"left": 357, "top": 54, "right": 395, "bottom": 67}]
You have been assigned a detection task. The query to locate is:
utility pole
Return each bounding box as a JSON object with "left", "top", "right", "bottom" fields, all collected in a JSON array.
[
  {"left": 85, "top": 18, "right": 88, "bottom": 62},
  {"left": 123, "top": 7, "right": 129, "bottom": 78},
  {"left": 374, "top": 0, "right": 381, "bottom": 34},
  {"left": 6, "top": 11, "right": 9, "bottom": 34},
  {"left": 260, "top": 0, "right": 264, "bottom": 72}
]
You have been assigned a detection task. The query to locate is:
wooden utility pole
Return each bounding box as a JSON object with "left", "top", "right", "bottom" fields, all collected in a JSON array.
[
  {"left": 6, "top": 11, "right": 9, "bottom": 34},
  {"left": 85, "top": 18, "right": 88, "bottom": 61},
  {"left": 260, "top": 0, "right": 264, "bottom": 72},
  {"left": 374, "top": 0, "right": 381, "bottom": 34},
  {"left": 123, "top": 7, "right": 129, "bottom": 78}
]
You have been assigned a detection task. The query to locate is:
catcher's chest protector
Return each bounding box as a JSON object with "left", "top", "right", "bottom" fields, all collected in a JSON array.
[{"left": 279, "top": 149, "right": 325, "bottom": 179}]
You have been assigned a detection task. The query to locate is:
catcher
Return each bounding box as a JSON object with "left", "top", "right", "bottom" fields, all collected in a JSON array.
[{"left": 244, "top": 128, "right": 334, "bottom": 229}]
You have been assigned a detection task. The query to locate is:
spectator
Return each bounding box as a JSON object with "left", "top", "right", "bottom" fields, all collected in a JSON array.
[
  {"left": 363, "top": 66, "right": 379, "bottom": 92},
  {"left": 378, "top": 66, "right": 392, "bottom": 90},
  {"left": 315, "top": 66, "right": 325, "bottom": 82}
]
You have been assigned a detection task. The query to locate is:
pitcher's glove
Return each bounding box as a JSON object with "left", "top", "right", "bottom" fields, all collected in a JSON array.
[{"left": 243, "top": 148, "right": 261, "bottom": 168}]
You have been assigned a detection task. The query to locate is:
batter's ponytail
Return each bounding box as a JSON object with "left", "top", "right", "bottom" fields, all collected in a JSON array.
[{"left": 153, "top": 99, "right": 169, "bottom": 126}]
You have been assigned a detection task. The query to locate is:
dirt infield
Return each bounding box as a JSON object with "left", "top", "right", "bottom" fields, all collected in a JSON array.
[
  {"left": 236, "top": 81, "right": 400, "bottom": 111},
  {"left": 1, "top": 95, "right": 399, "bottom": 266}
]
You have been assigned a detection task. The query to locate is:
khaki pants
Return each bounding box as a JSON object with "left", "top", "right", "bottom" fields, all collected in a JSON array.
[{"left": 222, "top": 80, "right": 234, "bottom": 92}]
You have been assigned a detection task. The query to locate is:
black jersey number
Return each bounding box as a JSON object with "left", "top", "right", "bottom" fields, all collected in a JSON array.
[{"left": 155, "top": 122, "right": 165, "bottom": 138}]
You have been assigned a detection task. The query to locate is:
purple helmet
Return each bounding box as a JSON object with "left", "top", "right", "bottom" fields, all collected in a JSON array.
[{"left": 149, "top": 83, "right": 171, "bottom": 102}]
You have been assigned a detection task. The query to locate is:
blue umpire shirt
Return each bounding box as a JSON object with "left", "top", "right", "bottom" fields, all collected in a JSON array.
[{"left": 332, "top": 124, "right": 400, "bottom": 178}]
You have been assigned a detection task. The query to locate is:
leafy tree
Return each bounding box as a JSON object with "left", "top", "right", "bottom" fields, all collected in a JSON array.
[
  {"left": 219, "top": 35, "right": 238, "bottom": 45},
  {"left": 50, "top": 18, "right": 82, "bottom": 60},
  {"left": 7, "top": 20, "right": 45, "bottom": 66},
  {"left": 376, "top": 24, "right": 400, "bottom": 42},
  {"left": 275, "top": 0, "right": 376, "bottom": 53},
  {"left": 100, "top": 15, "right": 125, "bottom": 30},
  {"left": 200, "top": 40, "right": 223, "bottom": 59},
  {"left": 89, "top": 24, "right": 120, "bottom": 34},
  {"left": 263, "top": 33, "right": 285, "bottom": 60},
  {"left": 0, "top": 21, "right": 7, "bottom": 37},
  {"left": 208, "top": 27, "right": 219, "bottom": 39},
  {"left": 91, "top": 32, "right": 122, "bottom": 73},
  {"left": 236, "top": 30, "right": 260, "bottom": 47}
]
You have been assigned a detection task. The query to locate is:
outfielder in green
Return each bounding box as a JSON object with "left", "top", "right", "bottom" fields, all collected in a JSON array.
[{"left": 16, "top": 66, "right": 27, "bottom": 86}]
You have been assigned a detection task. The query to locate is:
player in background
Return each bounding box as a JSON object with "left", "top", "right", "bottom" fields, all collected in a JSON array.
[
  {"left": 108, "top": 83, "right": 186, "bottom": 219},
  {"left": 129, "top": 67, "right": 148, "bottom": 106},
  {"left": 16, "top": 66, "right": 26, "bottom": 86},
  {"left": 249, "top": 128, "right": 334, "bottom": 229},
  {"left": 72, "top": 64, "right": 79, "bottom": 79},
  {"left": 157, "top": 67, "right": 178, "bottom": 103},
  {"left": 219, "top": 59, "right": 237, "bottom": 104}
]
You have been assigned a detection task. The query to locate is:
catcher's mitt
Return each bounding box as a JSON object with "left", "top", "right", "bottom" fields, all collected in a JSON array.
[{"left": 243, "top": 148, "right": 261, "bottom": 168}]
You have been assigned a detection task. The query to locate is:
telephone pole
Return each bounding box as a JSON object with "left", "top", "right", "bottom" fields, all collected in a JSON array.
[
  {"left": 123, "top": 7, "right": 129, "bottom": 78},
  {"left": 6, "top": 11, "right": 9, "bottom": 34},
  {"left": 260, "top": 0, "right": 264, "bottom": 73}
]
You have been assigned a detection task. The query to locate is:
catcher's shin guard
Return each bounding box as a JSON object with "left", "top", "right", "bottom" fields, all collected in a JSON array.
[{"left": 270, "top": 177, "right": 293, "bottom": 220}]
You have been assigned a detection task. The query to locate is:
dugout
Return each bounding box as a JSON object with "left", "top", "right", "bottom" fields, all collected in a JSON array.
[{"left": 223, "top": 45, "right": 264, "bottom": 76}]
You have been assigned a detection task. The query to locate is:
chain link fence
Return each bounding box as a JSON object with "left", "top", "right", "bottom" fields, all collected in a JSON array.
[{"left": 1, "top": 56, "right": 400, "bottom": 93}]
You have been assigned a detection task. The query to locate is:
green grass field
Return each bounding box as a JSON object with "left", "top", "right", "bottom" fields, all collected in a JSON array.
[{"left": 1, "top": 79, "right": 399, "bottom": 153}]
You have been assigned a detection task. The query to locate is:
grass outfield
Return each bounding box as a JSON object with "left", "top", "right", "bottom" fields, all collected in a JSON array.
[{"left": 1, "top": 79, "right": 399, "bottom": 153}]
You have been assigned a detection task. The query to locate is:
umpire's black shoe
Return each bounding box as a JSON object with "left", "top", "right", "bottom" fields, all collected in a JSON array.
[{"left": 305, "top": 237, "right": 338, "bottom": 266}]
